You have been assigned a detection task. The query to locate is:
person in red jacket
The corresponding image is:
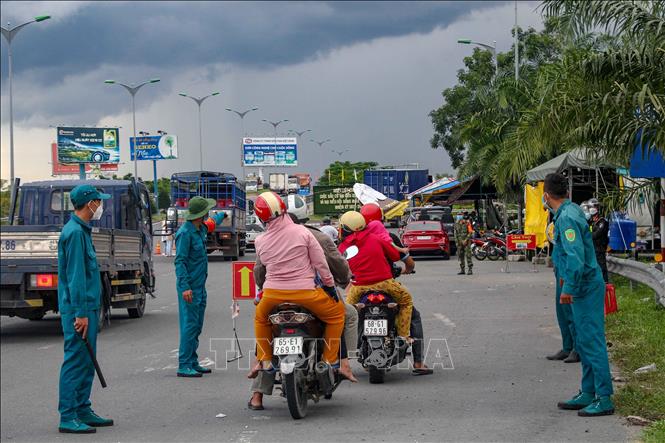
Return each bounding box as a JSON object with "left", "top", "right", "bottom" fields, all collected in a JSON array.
[{"left": 338, "top": 211, "right": 413, "bottom": 339}]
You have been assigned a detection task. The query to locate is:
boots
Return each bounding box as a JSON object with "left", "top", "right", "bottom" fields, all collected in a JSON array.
[
  {"left": 546, "top": 349, "right": 570, "bottom": 360},
  {"left": 563, "top": 350, "right": 580, "bottom": 363},
  {"left": 578, "top": 396, "right": 615, "bottom": 417}
]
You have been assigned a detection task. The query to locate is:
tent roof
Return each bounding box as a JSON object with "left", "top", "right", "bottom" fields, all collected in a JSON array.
[
  {"left": 526, "top": 148, "right": 613, "bottom": 183},
  {"left": 407, "top": 177, "right": 460, "bottom": 198}
]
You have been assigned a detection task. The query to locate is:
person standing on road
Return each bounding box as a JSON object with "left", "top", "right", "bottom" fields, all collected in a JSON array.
[
  {"left": 57, "top": 184, "right": 114, "bottom": 434},
  {"left": 543, "top": 173, "right": 614, "bottom": 417},
  {"left": 174, "top": 196, "right": 225, "bottom": 378},
  {"left": 454, "top": 212, "right": 473, "bottom": 275},
  {"left": 588, "top": 198, "right": 609, "bottom": 283}
]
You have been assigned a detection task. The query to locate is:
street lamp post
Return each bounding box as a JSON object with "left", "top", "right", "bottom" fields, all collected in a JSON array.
[
  {"left": 288, "top": 129, "right": 311, "bottom": 167},
  {"left": 179, "top": 92, "right": 220, "bottom": 170},
  {"left": 226, "top": 107, "right": 259, "bottom": 179},
  {"left": 457, "top": 39, "right": 498, "bottom": 79},
  {"left": 1, "top": 15, "right": 51, "bottom": 193},
  {"left": 262, "top": 118, "right": 289, "bottom": 164},
  {"left": 310, "top": 138, "right": 331, "bottom": 149},
  {"left": 105, "top": 78, "right": 160, "bottom": 179}
]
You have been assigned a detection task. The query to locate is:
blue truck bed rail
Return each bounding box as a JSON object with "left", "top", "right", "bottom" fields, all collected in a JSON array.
[{"left": 170, "top": 171, "right": 246, "bottom": 210}]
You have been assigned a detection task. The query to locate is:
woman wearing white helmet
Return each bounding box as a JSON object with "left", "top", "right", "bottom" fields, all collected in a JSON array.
[{"left": 248, "top": 192, "right": 349, "bottom": 384}]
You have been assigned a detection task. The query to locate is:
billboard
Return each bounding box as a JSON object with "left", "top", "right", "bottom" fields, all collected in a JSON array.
[
  {"left": 57, "top": 126, "right": 120, "bottom": 164},
  {"left": 130, "top": 134, "right": 178, "bottom": 161},
  {"left": 313, "top": 186, "right": 359, "bottom": 214},
  {"left": 242, "top": 137, "right": 297, "bottom": 167},
  {"left": 51, "top": 144, "right": 118, "bottom": 175}
]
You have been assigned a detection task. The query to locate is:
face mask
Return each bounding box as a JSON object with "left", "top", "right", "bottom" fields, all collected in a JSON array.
[
  {"left": 542, "top": 195, "right": 554, "bottom": 215},
  {"left": 456, "top": 215, "right": 463, "bottom": 221},
  {"left": 584, "top": 212, "right": 591, "bottom": 221},
  {"left": 589, "top": 208, "right": 598, "bottom": 216},
  {"left": 89, "top": 201, "right": 103, "bottom": 221}
]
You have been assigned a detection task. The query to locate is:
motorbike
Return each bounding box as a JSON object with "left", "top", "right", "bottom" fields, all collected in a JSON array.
[
  {"left": 356, "top": 290, "right": 409, "bottom": 384},
  {"left": 471, "top": 238, "right": 488, "bottom": 260},
  {"left": 268, "top": 302, "right": 344, "bottom": 419}
]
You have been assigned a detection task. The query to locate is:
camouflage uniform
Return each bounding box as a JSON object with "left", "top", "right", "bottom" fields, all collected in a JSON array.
[{"left": 454, "top": 219, "right": 473, "bottom": 273}]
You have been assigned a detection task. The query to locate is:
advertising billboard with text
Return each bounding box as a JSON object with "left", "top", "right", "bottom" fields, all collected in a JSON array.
[
  {"left": 130, "top": 134, "right": 178, "bottom": 160},
  {"left": 242, "top": 137, "right": 297, "bottom": 167},
  {"left": 57, "top": 127, "right": 120, "bottom": 164}
]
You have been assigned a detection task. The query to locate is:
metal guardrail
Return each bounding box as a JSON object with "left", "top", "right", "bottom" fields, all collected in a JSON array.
[{"left": 607, "top": 256, "right": 665, "bottom": 308}]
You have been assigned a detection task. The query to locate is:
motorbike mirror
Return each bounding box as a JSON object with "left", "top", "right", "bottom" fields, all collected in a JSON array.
[
  {"left": 387, "top": 303, "right": 398, "bottom": 309},
  {"left": 355, "top": 303, "right": 365, "bottom": 310}
]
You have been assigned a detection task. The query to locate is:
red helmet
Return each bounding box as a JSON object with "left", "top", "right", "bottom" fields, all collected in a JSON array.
[
  {"left": 254, "top": 191, "right": 287, "bottom": 223},
  {"left": 360, "top": 202, "right": 383, "bottom": 224}
]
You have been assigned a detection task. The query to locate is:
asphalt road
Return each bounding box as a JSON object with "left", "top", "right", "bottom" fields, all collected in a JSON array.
[{"left": 1, "top": 254, "right": 629, "bottom": 442}]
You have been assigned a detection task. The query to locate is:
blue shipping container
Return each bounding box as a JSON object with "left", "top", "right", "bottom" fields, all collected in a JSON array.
[{"left": 363, "top": 169, "right": 429, "bottom": 201}]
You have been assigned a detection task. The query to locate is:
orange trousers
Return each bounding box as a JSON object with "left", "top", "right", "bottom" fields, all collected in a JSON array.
[{"left": 255, "top": 288, "right": 346, "bottom": 363}]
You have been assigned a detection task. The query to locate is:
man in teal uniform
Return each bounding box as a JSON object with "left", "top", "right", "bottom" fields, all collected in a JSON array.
[
  {"left": 58, "top": 185, "right": 114, "bottom": 433},
  {"left": 175, "top": 196, "right": 225, "bottom": 377},
  {"left": 543, "top": 173, "right": 614, "bottom": 417}
]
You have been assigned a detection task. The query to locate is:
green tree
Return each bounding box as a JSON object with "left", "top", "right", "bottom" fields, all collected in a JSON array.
[
  {"left": 158, "top": 188, "right": 171, "bottom": 210},
  {"left": 317, "top": 161, "right": 378, "bottom": 186}
]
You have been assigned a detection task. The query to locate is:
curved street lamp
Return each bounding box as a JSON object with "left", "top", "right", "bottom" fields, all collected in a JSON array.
[
  {"left": 310, "top": 138, "right": 331, "bottom": 148},
  {"left": 457, "top": 38, "right": 498, "bottom": 79},
  {"left": 1, "top": 15, "right": 51, "bottom": 192},
  {"left": 105, "top": 78, "right": 161, "bottom": 178},
  {"left": 179, "top": 92, "right": 221, "bottom": 170}
]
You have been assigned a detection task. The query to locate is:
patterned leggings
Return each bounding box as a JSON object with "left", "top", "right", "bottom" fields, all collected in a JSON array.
[{"left": 345, "top": 279, "right": 413, "bottom": 337}]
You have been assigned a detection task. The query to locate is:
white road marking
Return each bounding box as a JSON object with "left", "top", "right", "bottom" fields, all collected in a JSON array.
[
  {"left": 37, "top": 345, "right": 52, "bottom": 350},
  {"left": 199, "top": 357, "right": 215, "bottom": 367},
  {"left": 433, "top": 313, "right": 456, "bottom": 328},
  {"left": 144, "top": 367, "right": 155, "bottom": 372}
]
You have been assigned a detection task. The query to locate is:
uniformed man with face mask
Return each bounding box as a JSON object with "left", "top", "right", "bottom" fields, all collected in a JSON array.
[
  {"left": 587, "top": 198, "right": 609, "bottom": 282},
  {"left": 543, "top": 174, "right": 614, "bottom": 417},
  {"left": 57, "top": 185, "right": 114, "bottom": 433}
]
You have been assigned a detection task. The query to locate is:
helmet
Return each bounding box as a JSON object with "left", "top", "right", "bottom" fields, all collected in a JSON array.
[
  {"left": 588, "top": 198, "right": 600, "bottom": 208},
  {"left": 360, "top": 202, "right": 383, "bottom": 224},
  {"left": 339, "top": 211, "right": 366, "bottom": 233},
  {"left": 254, "top": 191, "right": 287, "bottom": 223}
]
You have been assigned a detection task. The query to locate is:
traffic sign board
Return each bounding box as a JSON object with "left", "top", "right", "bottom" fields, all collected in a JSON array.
[
  {"left": 232, "top": 262, "right": 256, "bottom": 300},
  {"left": 507, "top": 234, "right": 537, "bottom": 251}
]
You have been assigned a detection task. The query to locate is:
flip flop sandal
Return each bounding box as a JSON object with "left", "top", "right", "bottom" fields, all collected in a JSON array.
[{"left": 412, "top": 368, "right": 434, "bottom": 376}]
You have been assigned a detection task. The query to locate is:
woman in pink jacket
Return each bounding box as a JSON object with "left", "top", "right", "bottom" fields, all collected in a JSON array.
[{"left": 248, "top": 192, "right": 348, "bottom": 379}]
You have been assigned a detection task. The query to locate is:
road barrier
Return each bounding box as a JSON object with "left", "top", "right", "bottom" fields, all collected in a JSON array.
[{"left": 607, "top": 256, "right": 665, "bottom": 308}]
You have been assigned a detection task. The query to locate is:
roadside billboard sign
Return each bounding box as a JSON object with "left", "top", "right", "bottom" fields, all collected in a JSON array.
[
  {"left": 56, "top": 126, "right": 120, "bottom": 164},
  {"left": 51, "top": 143, "right": 118, "bottom": 175},
  {"left": 313, "top": 185, "right": 359, "bottom": 214},
  {"left": 242, "top": 137, "right": 297, "bottom": 167},
  {"left": 130, "top": 134, "right": 178, "bottom": 161}
]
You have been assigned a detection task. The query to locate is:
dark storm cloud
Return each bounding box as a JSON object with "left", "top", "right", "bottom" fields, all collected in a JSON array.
[{"left": 1, "top": 1, "right": 501, "bottom": 84}]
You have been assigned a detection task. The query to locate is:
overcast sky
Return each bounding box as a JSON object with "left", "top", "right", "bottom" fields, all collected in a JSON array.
[{"left": 0, "top": 1, "right": 543, "bottom": 182}]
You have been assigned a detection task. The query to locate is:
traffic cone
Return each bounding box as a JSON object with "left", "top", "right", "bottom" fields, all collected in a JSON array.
[{"left": 155, "top": 242, "right": 161, "bottom": 255}]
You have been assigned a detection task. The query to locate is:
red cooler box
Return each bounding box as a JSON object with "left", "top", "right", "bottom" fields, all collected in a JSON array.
[{"left": 605, "top": 283, "right": 618, "bottom": 315}]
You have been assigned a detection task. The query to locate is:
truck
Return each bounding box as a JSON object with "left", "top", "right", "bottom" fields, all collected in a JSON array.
[
  {"left": 287, "top": 176, "right": 299, "bottom": 194},
  {"left": 292, "top": 173, "right": 312, "bottom": 195},
  {"left": 167, "top": 171, "right": 246, "bottom": 260},
  {"left": 269, "top": 173, "right": 289, "bottom": 194},
  {"left": 0, "top": 179, "right": 156, "bottom": 329}
]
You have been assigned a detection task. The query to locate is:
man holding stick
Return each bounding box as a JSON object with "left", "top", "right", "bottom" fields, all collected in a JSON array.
[{"left": 57, "top": 185, "right": 114, "bottom": 433}]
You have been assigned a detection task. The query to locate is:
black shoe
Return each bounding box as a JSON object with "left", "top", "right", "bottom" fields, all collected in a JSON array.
[
  {"left": 457, "top": 270, "right": 466, "bottom": 275},
  {"left": 546, "top": 350, "right": 569, "bottom": 360},
  {"left": 467, "top": 270, "right": 473, "bottom": 275},
  {"left": 563, "top": 350, "right": 580, "bottom": 363}
]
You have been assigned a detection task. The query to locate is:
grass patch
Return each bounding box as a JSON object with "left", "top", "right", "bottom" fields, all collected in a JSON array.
[{"left": 606, "top": 275, "right": 665, "bottom": 440}]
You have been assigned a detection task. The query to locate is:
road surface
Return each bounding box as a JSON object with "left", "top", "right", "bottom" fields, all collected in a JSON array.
[{"left": 0, "top": 255, "right": 628, "bottom": 442}]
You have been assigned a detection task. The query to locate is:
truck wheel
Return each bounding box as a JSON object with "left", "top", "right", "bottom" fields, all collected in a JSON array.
[
  {"left": 239, "top": 248, "right": 245, "bottom": 257},
  {"left": 128, "top": 295, "right": 146, "bottom": 318},
  {"left": 28, "top": 312, "right": 46, "bottom": 321},
  {"left": 98, "top": 274, "right": 112, "bottom": 331}
]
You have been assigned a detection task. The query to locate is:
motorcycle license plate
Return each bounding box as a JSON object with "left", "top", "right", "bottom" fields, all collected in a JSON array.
[
  {"left": 364, "top": 319, "right": 388, "bottom": 336},
  {"left": 416, "top": 236, "right": 431, "bottom": 240},
  {"left": 273, "top": 336, "right": 303, "bottom": 355}
]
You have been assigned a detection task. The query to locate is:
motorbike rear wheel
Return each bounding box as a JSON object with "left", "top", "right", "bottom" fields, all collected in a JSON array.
[
  {"left": 487, "top": 246, "right": 500, "bottom": 261},
  {"left": 368, "top": 366, "right": 385, "bottom": 384},
  {"left": 284, "top": 370, "right": 308, "bottom": 419}
]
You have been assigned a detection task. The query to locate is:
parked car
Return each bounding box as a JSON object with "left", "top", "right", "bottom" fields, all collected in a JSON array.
[
  {"left": 246, "top": 223, "right": 264, "bottom": 250},
  {"left": 402, "top": 206, "right": 456, "bottom": 255},
  {"left": 400, "top": 220, "right": 450, "bottom": 259}
]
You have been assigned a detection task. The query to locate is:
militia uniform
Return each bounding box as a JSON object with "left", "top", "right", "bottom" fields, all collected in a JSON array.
[{"left": 454, "top": 217, "right": 473, "bottom": 275}]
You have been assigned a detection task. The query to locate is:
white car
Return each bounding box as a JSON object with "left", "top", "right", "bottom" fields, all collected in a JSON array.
[{"left": 246, "top": 223, "right": 264, "bottom": 250}]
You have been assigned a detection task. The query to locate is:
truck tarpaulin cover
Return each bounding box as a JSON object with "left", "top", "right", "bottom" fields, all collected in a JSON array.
[
  {"left": 524, "top": 182, "right": 549, "bottom": 248},
  {"left": 353, "top": 183, "right": 409, "bottom": 219}
]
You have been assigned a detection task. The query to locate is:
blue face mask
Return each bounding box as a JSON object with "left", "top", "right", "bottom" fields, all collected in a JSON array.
[
  {"left": 542, "top": 195, "right": 554, "bottom": 215},
  {"left": 584, "top": 212, "right": 591, "bottom": 221},
  {"left": 456, "top": 215, "right": 463, "bottom": 221}
]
